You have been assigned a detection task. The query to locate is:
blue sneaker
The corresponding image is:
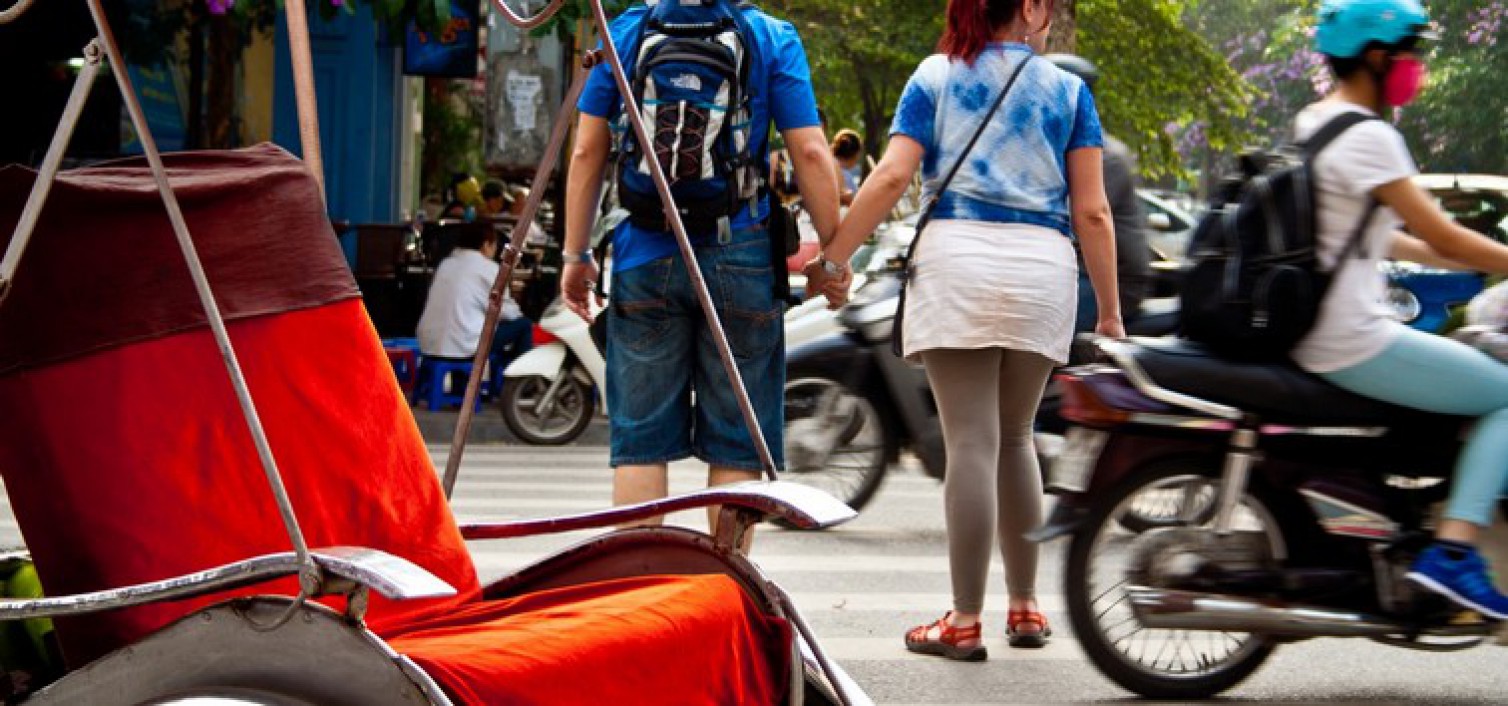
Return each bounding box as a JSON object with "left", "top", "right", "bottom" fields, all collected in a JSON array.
[{"left": 1406, "top": 543, "right": 1508, "bottom": 620}]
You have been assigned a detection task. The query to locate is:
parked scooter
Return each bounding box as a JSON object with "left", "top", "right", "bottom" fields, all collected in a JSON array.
[
  {"left": 1035, "top": 335, "right": 1504, "bottom": 700},
  {"left": 500, "top": 300, "right": 606, "bottom": 445}
]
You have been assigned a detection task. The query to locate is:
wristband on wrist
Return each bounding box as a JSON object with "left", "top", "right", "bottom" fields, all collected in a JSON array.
[
  {"left": 562, "top": 250, "right": 595, "bottom": 264},
  {"left": 817, "top": 253, "right": 847, "bottom": 276}
]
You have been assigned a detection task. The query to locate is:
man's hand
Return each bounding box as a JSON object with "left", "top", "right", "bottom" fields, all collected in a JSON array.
[
  {"left": 562, "top": 260, "right": 603, "bottom": 323},
  {"left": 802, "top": 257, "right": 852, "bottom": 309}
]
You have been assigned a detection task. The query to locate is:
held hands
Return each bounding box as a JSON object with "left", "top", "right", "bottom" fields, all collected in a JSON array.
[
  {"left": 802, "top": 255, "right": 853, "bottom": 310},
  {"left": 561, "top": 259, "right": 603, "bottom": 324}
]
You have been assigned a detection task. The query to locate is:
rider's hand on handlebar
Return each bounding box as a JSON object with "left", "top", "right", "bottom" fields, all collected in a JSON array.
[
  {"left": 1096, "top": 316, "right": 1127, "bottom": 340},
  {"left": 561, "top": 260, "right": 603, "bottom": 323}
]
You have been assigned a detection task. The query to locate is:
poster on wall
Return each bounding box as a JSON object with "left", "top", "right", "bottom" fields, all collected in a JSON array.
[
  {"left": 403, "top": 0, "right": 482, "bottom": 78},
  {"left": 120, "top": 62, "right": 187, "bottom": 154},
  {"left": 486, "top": 54, "right": 557, "bottom": 171}
]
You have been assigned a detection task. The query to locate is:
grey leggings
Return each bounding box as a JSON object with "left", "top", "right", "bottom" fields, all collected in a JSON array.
[{"left": 921, "top": 347, "right": 1055, "bottom": 614}]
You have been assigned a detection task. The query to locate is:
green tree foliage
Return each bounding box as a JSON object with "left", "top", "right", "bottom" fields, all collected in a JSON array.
[
  {"left": 1395, "top": 0, "right": 1506, "bottom": 174},
  {"left": 1078, "top": 0, "right": 1252, "bottom": 178},
  {"left": 764, "top": 0, "right": 1252, "bottom": 179},
  {"left": 764, "top": 0, "right": 941, "bottom": 160},
  {"left": 1187, "top": 0, "right": 1505, "bottom": 176}
]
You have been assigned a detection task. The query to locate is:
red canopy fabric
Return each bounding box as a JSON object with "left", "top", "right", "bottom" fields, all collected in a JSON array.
[{"left": 0, "top": 146, "right": 790, "bottom": 703}]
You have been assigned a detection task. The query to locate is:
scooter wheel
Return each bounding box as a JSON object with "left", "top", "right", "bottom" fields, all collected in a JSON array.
[{"left": 501, "top": 373, "right": 596, "bottom": 446}]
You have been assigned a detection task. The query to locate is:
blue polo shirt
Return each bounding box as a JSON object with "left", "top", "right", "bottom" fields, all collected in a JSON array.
[{"left": 579, "top": 3, "right": 821, "bottom": 272}]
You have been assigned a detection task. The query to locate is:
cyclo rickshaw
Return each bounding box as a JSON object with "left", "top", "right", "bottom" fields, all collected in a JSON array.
[{"left": 0, "top": 0, "right": 870, "bottom": 703}]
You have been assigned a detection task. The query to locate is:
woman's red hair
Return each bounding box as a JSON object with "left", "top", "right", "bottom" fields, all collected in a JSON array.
[{"left": 938, "top": 0, "right": 1031, "bottom": 64}]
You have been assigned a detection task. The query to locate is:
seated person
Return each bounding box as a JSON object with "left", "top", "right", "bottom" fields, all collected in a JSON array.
[
  {"left": 483, "top": 181, "right": 550, "bottom": 246},
  {"left": 441, "top": 173, "right": 484, "bottom": 222},
  {"left": 416, "top": 226, "right": 533, "bottom": 377}
]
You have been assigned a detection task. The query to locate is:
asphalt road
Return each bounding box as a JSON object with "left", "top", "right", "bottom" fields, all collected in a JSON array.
[
  {"left": 425, "top": 440, "right": 1508, "bottom": 705},
  {"left": 3, "top": 431, "right": 1506, "bottom": 703}
]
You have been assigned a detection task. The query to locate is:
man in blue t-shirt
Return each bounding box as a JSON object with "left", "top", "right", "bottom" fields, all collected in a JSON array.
[{"left": 561, "top": 1, "right": 840, "bottom": 531}]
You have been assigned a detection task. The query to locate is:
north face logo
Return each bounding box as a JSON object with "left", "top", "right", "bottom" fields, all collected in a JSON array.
[{"left": 670, "top": 73, "right": 702, "bottom": 92}]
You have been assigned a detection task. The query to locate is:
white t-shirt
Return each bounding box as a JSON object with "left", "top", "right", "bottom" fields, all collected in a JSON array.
[
  {"left": 416, "top": 249, "right": 523, "bottom": 358},
  {"left": 1290, "top": 102, "right": 1418, "bottom": 373}
]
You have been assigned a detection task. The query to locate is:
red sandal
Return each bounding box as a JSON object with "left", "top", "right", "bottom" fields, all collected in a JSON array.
[
  {"left": 904, "top": 612, "right": 987, "bottom": 661},
  {"left": 1007, "top": 609, "right": 1052, "bottom": 648}
]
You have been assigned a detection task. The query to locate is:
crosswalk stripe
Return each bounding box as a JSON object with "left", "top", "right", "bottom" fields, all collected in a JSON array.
[
  {"left": 446, "top": 480, "right": 942, "bottom": 502},
  {"left": 469, "top": 551, "right": 1011, "bottom": 574},
  {"left": 814, "top": 636, "right": 1081, "bottom": 662},
  {"left": 787, "top": 593, "right": 1065, "bottom": 613}
]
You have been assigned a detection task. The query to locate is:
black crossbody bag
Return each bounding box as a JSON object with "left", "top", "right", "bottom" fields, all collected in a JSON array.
[{"left": 892, "top": 56, "right": 1033, "bottom": 356}]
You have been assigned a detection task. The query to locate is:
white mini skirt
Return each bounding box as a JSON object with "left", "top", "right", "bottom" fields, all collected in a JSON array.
[{"left": 902, "top": 219, "right": 1079, "bottom": 365}]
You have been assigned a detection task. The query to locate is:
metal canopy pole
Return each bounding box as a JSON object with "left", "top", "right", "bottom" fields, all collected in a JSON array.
[
  {"left": 446, "top": 0, "right": 780, "bottom": 489},
  {"left": 0, "top": 40, "right": 101, "bottom": 309},
  {"left": 442, "top": 60, "right": 594, "bottom": 498},
  {"left": 283, "top": 0, "right": 326, "bottom": 200},
  {"left": 81, "top": 0, "right": 320, "bottom": 592}
]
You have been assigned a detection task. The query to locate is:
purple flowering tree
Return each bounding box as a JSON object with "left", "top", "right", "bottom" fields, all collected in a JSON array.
[{"left": 1185, "top": 0, "right": 1505, "bottom": 181}]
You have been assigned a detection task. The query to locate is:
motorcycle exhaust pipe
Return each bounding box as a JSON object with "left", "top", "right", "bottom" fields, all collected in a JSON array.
[{"left": 1127, "top": 586, "right": 1404, "bottom": 638}]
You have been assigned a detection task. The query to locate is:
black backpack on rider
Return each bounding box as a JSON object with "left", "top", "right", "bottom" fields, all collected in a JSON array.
[
  {"left": 615, "top": 0, "right": 762, "bottom": 238},
  {"left": 1179, "top": 112, "right": 1380, "bottom": 360}
]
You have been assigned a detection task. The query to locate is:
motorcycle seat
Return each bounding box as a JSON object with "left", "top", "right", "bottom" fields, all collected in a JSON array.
[{"left": 1119, "top": 337, "right": 1447, "bottom": 427}]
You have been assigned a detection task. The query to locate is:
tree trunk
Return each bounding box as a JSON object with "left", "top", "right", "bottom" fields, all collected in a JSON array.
[
  {"left": 421, "top": 78, "right": 451, "bottom": 202},
  {"left": 186, "top": 12, "right": 206, "bottom": 149},
  {"left": 206, "top": 12, "right": 240, "bottom": 149},
  {"left": 1047, "top": 0, "right": 1076, "bottom": 54},
  {"left": 853, "top": 64, "right": 885, "bottom": 167}
]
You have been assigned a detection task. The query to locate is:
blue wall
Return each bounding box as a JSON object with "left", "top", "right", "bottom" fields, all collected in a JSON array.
[{"left": 273, "top": 6, "right": 402, "bottom": 226}]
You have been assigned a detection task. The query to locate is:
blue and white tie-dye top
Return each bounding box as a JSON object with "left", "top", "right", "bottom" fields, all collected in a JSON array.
[{"left": 890, "top": 43, "right": 1103, "bottom": 238}]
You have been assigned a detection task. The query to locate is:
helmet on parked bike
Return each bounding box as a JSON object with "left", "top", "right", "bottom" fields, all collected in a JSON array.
[
  {"left": 1044, "top": 53, "right": 1099, "bottom": 92},
  {"left": 1314, "top": 0, "right": 1434, "bottom": 58}
]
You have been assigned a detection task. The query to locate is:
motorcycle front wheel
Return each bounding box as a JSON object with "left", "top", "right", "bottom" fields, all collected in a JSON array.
[
  {"left": 500, "top": 371, "right": 596, "bottom": 446},
  {"left": 1065, "top": 461, "right": 1282, "bottom": 699},
  {"left": 778, "top": 376, "right": 893, "bottom": 527}
]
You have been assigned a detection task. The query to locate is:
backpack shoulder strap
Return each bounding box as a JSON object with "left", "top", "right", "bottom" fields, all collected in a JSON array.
[{"left": 1298, "top": 111, "right": 1379, "bottom": 160}]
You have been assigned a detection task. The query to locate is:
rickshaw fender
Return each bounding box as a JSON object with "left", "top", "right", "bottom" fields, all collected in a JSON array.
[{"left": 504, "top": 342, "right": 567, "bottom": 381}]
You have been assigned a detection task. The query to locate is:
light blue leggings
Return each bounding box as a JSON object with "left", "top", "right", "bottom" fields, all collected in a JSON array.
[{"left": 1322, "top": 327, "right": 1508, "bottom": 527}]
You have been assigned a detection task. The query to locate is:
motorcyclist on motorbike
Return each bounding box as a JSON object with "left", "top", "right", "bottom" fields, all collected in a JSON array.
[
  {"left": 1300, "top": 0, "right": 1508, "bottom": 619},
  {"left": 1044, "top": 54, "right": 1154, "bottom": 333}
]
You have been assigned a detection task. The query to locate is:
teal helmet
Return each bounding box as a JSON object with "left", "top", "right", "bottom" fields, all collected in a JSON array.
[{"left": 1315, "top": 0, "right": 1433, "bottom": 58}]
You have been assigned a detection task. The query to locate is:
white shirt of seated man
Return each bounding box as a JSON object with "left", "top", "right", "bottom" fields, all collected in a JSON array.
[{"left": 417, "top": 244, "right": 523, "bottom": 359}]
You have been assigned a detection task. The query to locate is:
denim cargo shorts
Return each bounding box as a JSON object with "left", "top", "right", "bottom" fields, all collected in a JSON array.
[{"left": 605, "top": 231, "right": 785, "bottom": 472}]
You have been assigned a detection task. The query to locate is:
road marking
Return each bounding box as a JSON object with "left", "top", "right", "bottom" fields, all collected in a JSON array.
[
  {"left": 813, "top": 635, "right": 1082, "bottom": 662},
  {"left": 469, "top": 551, "right": 1012, "bottom": 574}
]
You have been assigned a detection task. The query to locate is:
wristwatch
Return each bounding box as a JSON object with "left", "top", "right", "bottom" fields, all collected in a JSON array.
[
  {"left": 817, "top": 253, "right": 847, "bottom": 276},
  {"left": 562, "top": 250, "right": 595, "bottom": 264}
]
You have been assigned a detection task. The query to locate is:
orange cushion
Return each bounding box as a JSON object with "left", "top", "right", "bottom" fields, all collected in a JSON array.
[{"left": 384, "top": 575, "right": 792, "bottom": 706}]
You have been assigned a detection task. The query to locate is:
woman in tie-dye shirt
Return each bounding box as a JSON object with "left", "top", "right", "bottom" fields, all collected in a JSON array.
[{"left": 806, "top": 0, "right": 1122, "bottom": 662}]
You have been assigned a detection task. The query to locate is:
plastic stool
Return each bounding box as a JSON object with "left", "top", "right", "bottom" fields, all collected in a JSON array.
[
  {"left": 419, "top": 358, "right": 487, "bottom": 411},
  {"left": 384, "top": 347, "right": 420, "bottom": 397}
]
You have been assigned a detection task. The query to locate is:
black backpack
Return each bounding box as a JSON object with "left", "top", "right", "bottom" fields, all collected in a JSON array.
[
  {"left": 1180, "top": 112, "right": 1381, "bottom": 360},
  {"left": 615, "top": 0, "right": 762, "bottom": 237}
]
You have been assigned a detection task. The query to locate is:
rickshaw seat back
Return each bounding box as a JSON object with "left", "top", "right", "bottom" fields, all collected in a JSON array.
[{"left": 0, "top": 145, "right": 482, "bottom": 666}]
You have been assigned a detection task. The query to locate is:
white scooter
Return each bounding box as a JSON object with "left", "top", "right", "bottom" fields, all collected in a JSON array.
[{"left": 500, "top": 299, "right": 606, "bottom": 445}]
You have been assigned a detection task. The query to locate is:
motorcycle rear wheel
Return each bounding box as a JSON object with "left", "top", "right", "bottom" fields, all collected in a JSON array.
[
  {"left": 1065, "top": 461, "right": 1281, "bottom": 699},
  {"left": 777, "top": 376, "right": 893, "bottom": 528}
]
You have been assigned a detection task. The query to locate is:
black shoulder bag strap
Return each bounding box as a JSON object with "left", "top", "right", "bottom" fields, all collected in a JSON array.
[
  {"left": 1298, "top": 111, "right": 1382, "bottom": 268},
  {"left": 892, "top": 55, "right": 1033, "bottom": 356}
]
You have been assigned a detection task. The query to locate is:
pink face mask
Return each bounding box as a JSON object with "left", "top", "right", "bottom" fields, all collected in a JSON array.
[{"left": 1384, "top": 56, "right": 1426, "bottom": 107}]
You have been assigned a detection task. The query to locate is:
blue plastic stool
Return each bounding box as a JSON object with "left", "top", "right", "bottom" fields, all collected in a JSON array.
[{"left": 419, "top": 358, "right": 486, "bottom": 412}]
